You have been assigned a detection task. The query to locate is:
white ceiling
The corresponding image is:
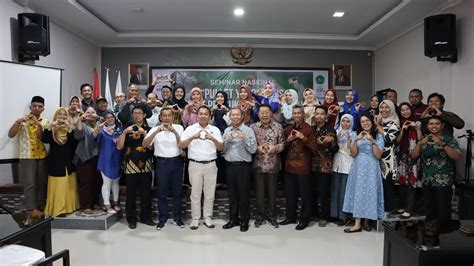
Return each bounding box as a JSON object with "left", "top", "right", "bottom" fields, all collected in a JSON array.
[{"left": 16, "top": 0, "right": 463, "bottom": 49}]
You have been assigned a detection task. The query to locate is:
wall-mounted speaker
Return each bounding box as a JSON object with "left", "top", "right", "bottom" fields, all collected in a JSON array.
[
  {"left": 424, "top": 14, "right": 457, "bottom": 63},
  {"left": 18, "top": 13, "right": 50, "bottom": 62}
]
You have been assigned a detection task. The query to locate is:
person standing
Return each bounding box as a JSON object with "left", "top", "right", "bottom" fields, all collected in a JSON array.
[
  {"left": 279, "top": 105, "right": 316, "bottom": 230},
  {"left": 375, "top": 100, "right": 401, "bottom": 214},
  {"left": 250, "top": 104, "right": 285, "bottom": 228},
  {"left": 412, "top": 116, "right": 461, "bottom": 224},
  {"left": 311, "top": 106, "right": 338, "bottom": 227},
  {"left": 143, "top": 107, "right": 185, "bottom": 230},
  {"left": 42, "top": 107, "right": 80, "bottom": 217},
  {"left": 92, "top": 111, "right": 123, "bottom": 214},
  {"left": 8, "top": 96, "right": 49, "bottom": 217},
  {"left": 179, "top": 106, "right": 224, "bottom": 230},
  {"left": 74, "top": 107, "right": 101, "bottom": 215},
  {"left": 80, "top": 83, "right": 95, "bottom": 112},
  {"left": 222, "top": 108, "right": 257, "bottom": 232},
  {"left": 343, "top": 114, "right": 385, "bottom": 233},
  {"left": 117, "top": 104, "right": 155, "bottom": 229}
]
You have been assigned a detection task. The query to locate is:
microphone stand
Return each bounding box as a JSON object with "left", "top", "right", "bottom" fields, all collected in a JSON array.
[{"left": 458, "top": 129, "right": 473, "bottom": 184}]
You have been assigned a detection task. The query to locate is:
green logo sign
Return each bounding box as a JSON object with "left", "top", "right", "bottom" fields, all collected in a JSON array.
[{"left": 315, "top": 75, "right": 325, "bottom": 85}]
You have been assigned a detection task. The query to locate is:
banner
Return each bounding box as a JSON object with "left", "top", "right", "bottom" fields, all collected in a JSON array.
[{"left": 150, "top": 68, "right": 330, "bottom": 107}]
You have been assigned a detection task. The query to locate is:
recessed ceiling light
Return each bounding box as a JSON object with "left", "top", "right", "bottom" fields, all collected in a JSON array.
[
  {"left": 234, "top": 8, "right": 244, "bottom": 16},
  {"left": 130, "top": 7, "right": 144, "bottom": 13},
  {"left": 333, "top": 12, "right": 345, "bottom": 17}
]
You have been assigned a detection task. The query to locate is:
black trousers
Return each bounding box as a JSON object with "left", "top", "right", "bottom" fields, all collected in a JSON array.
[
  {"left": 226, "top": 162, "right": 251, "bottom": 223},
  {"left": 284, "top": 172, "right": 312, "bottom": 222},
  {"left": 125, "top": 172, "right": 152, "bottom": 223},
  {"left": 423, "top": 185, "right": 452, "bottom": 223},
  {"left": 314, "top": 172, "right": 332, "bottom": 221},
  {"left": 399, "top": 185, "right": 416, "bottom": 214},
  {"left": 383, "top": 173, "right": 396, "bottom": 212}
]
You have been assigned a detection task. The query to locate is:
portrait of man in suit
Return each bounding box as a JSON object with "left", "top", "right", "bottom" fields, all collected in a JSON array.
[
  {"left": 129, "top": 63, "right": 149, "bottom": 86},
  {"left": 333, "top": 65, "right": 351, "bottom": 87}
]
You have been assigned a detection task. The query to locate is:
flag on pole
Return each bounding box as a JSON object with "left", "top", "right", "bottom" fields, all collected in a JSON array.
[
  {"left": 93, "top": 68, "right": 100, "bottom": 101},
  {"left": 115, "top": 69, "right": 123, "bottom": 97},
  {"left": 104, "top": 67, "right": 113, "bottom": 108}
]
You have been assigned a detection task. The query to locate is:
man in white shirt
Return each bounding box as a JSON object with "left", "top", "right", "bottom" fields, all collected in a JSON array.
[
  {"left": 179, "top": 106, "right": 224, "bottom": 230},
  {"left": 146, "top": 92, "right": 162, "bottom": 127},
  {"left": 143, "top": 107, "right": 184, "bottom": 230}
]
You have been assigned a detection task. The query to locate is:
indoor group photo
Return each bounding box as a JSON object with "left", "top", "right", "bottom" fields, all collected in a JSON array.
[{"left": 0, "top": 0, "right": 473, "bottom": 265}]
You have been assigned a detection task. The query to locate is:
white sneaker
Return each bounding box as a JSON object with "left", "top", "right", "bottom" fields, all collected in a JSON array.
[
  {"left": 190, "top": 218, "right": 199, "bottom": 230},
  {"left": 203, "top": 217, "right": 215, "bottom": 228}
]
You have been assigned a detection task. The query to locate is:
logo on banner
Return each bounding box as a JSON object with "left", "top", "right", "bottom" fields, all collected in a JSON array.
[{"left": 315, "top": 75, "right": 325, "bottom": 85}]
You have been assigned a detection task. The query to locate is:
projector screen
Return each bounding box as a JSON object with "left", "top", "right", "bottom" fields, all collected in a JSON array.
[{"left": 0, "top": 60, "right": 62, "bottom": 162}]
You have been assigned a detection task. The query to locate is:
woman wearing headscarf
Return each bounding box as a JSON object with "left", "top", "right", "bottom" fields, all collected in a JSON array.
[
  {"left": 254, "top": 82, "right": 281, "bottom": 122},
  {"left": 182, "top": 87, "right": 203, "bottom": 127},
  {"left": 92, "top": 111, "right": 123, "bottom": 214},
  {"left": 331, "top": 114, "right": 357, "bottom": 226},
  {"left": 339, "top": 89, "right": 364, "bottom": 129},
  {"left": 375, "top": 99, "right": 401, "bottom": 215},
  {"left": 163, "top": 84, "right": 187, "bottom": 125},
  {"left": 396, "top": 102, "right": 423, "bottom": 219},
  {"left": 302, "top": 88, "right": 320, "bottom": 126},
  {"left": 322, "top": 89, "right": 339, "bottom": 129},
  {"left": 280, "top": 89, "right": 299, "bottom": 127},
  {"left": 74, "top": 106, "right": 101, "bottom": 215},
  {"left": 42, "top": 107, "right": 80, "bottom": 217},
  {"left": 211, "top": 91, "right": 230, "bottom": 133},
  {"left": 237, "top": 84, "right": 257, "bottom": 125}
]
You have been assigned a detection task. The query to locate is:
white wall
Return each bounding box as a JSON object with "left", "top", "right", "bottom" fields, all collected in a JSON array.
[
  {"left": 375, "top": 0, "right": 474, "bottom": 179},
  {"left": 0, "top": 0, "right": 101, "bottom": 185}
]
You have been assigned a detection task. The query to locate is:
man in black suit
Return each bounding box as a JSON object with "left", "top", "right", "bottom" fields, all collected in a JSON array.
[
  {"left": 130, "top": 66, "right": 147, "bottom": 85},
  {"left": 334, "top": 67, "right": 351, "bottom": 86}
]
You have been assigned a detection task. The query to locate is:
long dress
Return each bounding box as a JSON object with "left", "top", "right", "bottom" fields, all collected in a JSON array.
[{"left": 343, "top": 134, "right": 385, "bottom": 220}]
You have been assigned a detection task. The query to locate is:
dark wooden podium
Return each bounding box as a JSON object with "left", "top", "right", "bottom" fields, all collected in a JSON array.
[
  {"left": 383, "top": 220, "right": 474, "bottom": 266},
  {"left": 0, "top": 214, "right": 53, "bottom": 257}
]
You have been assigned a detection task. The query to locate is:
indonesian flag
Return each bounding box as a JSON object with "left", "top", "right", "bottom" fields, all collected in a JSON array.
[{"left": 93, "top": 68, "right": 100, "bottom": 101}]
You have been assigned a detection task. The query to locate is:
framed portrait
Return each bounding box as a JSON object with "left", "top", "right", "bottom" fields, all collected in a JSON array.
[
  {"left": 332, "top": 64, "right": 352, "bottom": 88},
  {"left": 128, "top": 63, "right": 149, "bottom": 88}
]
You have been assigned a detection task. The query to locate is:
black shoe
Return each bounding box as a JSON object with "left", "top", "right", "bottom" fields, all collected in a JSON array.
[
  {"left": 344, "top": 227, "right": 362, "bottom": 233},
  {"left": 254, "top": 219, "right": 266, "bottom": 228},
  {"left": 155, "top": 221, "right": 165, "bottom": 230},
  {"left": 295, "top": 222, "right": 309, "bottom": 231},
  {"left": 279, "top": 219, "right": 297, "bottom": 226},
  {"left": 174, "top": 219, "right": 185, "bottom": 228},
  {"left": 363, "top": 223, "right": 372, "bottom": 232},
  {"left": 128, "top": 222, "right": 137, "bottom": 229},
  {"left": 223, "top": 221, "right": 240, "bottom": 229},
  {"left": 268, "top": 218, "right": 279, "bottom": 228},
  {"left": 141, "top": 219, "right": 156, "bottom": 226},
  {"left": 240, "top": 224, "right": 249, "bottom": 232}
]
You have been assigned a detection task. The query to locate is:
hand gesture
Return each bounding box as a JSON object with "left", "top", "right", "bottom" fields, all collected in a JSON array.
[
  {"left": 430, "top": 134, "right": 443, "bottom": 145},
  {"left": 419, "top": 135, "right": 431, "bottom": 145},
  {"left": 355, "top": 103, "right": 362, "bottom": 112},
  {"left": 357, "top": 131, "right": 366, "bottom": 140},
  {"left": 365, "top": 133, "right": 375, "bottom": 142},
  {"left": 322, "top": 135, "right": 334, "bottom": 144},
  {"left": 97, "top": 122, "right": 105, "bottom": 129},
  {"left": 124, "top": 125, "right": 135, "bottom": 134},
  {"left": 375, "top": 115, "right": 383, "bottom": 126},
  {"left": 402, "top": 120, "right": 411, "bottom": 130}
]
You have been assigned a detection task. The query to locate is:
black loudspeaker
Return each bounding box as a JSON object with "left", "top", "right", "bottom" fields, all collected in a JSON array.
[
  {"left": 18, "top": 13, "right": 50, "bottom": 62},
  {"left": 424, "top": 14, "right": 457, "bottom": 63}
]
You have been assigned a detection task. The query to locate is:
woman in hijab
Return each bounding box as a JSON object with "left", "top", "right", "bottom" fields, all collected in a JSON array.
[
  {"left": 164, "top": 84, "right": 187, "bottom": 125},
  {"left": 339, "top": 89, "right": 364, "bottom": 129},
  {"left": 280, "top": 89, "right": 299, "bottom": 127},
  {"left": 254, "top": 82, "right": 281, "bottom": 122},
  {"left": 92, "top": 110, "right": 123, "bottom": 214},
  {"left": 302, "top": 88, "right": 319, "bottom": 126},
  {"left": 182, "top": 87, "right": 203, "bottom": 127},
  {"left": 331, "top": 114, "right": 357, "bottom": 226},
  {"left": 322, "top": 89, "right": 339, "bottom": 129},
  {"left": 237, "top": 84, "right": 257, "bottom": 125},
  {"left": 42, "top": 107, "right": 80, "bottom": 217},
  {"left": 396, "top": 102, "right": 422, "bottom": 219},
  {"left": 375, "top": 99, "right": 401, "bottom": 215},
  {"left": 211, "top": 91, "right": 230, "bottom": 133}
]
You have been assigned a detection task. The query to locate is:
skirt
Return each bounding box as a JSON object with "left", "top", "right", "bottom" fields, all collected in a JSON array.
[{"left": 44, "top": 170, "right": 80, "bottom": 217}]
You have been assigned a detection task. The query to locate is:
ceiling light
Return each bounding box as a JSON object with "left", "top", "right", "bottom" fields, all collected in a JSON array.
[
  {"left": 234, "top": 8, "right": 244, "bottom": 16},
  {"left": 333, "top": 12, "right": 344, "bottom": 17}
]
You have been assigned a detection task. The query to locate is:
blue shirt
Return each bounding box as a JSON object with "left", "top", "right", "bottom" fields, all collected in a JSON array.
[{"left": 94, "top": 128, "right": 123, "bottom": 179}]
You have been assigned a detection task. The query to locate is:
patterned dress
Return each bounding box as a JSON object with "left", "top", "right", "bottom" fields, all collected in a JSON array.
[
  {"left": 380, "top": 121, "right": 400, "bottom": 180},
  {"left": 343, "top": 134, "right": 385, "bottom": 220}
]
